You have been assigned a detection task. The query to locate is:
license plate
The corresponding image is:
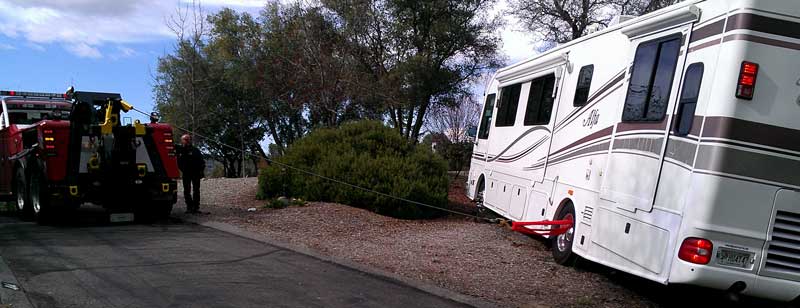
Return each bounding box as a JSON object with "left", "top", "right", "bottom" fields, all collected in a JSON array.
[
  {"left": 716, "top": 247, "right": 753, "bottom": 269},
  {"left": 109, "top": 213, "right": 134, "bottom": 223}
]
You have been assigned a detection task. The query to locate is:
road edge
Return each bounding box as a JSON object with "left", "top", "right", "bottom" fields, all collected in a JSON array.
[
  {"left": 184, "top": 217, "right": 497, "bottom": 308},
  {"left": 0, "top": 256, "right": 34, "bottom": 308}
]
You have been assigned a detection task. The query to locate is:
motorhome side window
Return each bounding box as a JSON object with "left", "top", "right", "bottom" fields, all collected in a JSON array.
[
  {"left": 673, "top": 63, "right": 704, "bottom": 136},
  {"left": 478, "top": 93, "right": 496, "bottom": 139},
  {"left": 495, "top": 83, "right": 521, "bottom": 127},
  {"left": 524, "top": 74, "right": 556, "bottom": 125},
  {"left": 622, "top": 35, "right": 681, "bottom": 122},
  {"left": 573, "top": 65, "right": 594, "bottom": 107}
]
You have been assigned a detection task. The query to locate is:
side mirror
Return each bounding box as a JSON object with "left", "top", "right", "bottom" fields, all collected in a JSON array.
[{"left": 466, "top": 126, "right": 477, "bottom": 138}]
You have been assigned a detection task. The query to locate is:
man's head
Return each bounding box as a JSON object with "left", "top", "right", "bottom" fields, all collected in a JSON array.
[{"left": 181, "top": 134, "right": 192, "bottom": 146}]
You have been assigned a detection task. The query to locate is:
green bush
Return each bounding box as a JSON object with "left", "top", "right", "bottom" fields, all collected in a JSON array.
[{"left": 257, "top": 120, "right": 449, "bottom": 219}]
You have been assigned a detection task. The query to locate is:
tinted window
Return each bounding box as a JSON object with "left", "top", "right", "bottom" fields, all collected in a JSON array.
[
  {"left": 495, "top": 84, "right": 521, "bottom": 127},
  {"left": 573, "top": 65, "right": 594, "bottom": 107},
  {"left": 478, "top": 94, "right": 496, "bottom": 139},
  {"left": 524, "top": 74, "right": 557, "bottom": 126},
  {"left": 674, "top": 63, "right": 704, "bottom": 136},
  {"left": 622, "top": 35, "right": 681, "bottom": 122}
]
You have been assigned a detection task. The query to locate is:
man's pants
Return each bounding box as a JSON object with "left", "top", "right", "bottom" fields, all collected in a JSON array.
[{"left": 183, "top": 176, "right": 201, "bottom": 211}]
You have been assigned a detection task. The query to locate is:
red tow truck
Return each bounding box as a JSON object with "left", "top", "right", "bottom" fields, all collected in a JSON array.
[{"left": 0, "top": 89, "right": 179, "bottom": 223}]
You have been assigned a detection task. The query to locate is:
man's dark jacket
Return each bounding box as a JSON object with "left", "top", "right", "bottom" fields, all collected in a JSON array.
[{"left": 177, "top": 145, "right": 205, "bottom": 178}]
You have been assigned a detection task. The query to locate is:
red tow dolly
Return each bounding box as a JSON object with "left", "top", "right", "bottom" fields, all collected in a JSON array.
[{"left": 510, "top": 218, "right": 574, "bottom": 236}]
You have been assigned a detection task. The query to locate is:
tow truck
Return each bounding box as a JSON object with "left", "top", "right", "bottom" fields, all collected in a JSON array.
[{"left": 0, "top": 89, "right": 179, "bottom": 223}]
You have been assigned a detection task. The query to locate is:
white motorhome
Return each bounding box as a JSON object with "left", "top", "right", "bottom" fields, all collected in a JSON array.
[{"left": 467, "top": 0, "right": 800, "bottom": 301}]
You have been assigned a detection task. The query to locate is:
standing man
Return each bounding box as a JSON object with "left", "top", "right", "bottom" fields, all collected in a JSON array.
[{"left": 177, "top": 134, "right": 205, "bottom": 214}]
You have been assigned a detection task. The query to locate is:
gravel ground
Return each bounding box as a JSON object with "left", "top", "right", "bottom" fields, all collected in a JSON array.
[{"left": 174, "top": 178, "right": 788, "bottom": 308}]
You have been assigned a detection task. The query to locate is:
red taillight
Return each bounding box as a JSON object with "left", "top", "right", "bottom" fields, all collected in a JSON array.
[
  {"left": 736, "top": 61, "right": 758, "bottom": 100},
  {"left": 678, "top": 237, "right": 713, "bottom": 265}
]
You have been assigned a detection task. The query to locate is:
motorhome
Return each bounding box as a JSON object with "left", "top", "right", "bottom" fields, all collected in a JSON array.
[{"left": 467, "top": 0, "right": 800, "bottom": 301}]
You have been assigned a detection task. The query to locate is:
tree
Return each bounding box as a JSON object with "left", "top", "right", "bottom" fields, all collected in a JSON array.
[
  {"left": 424, "top": 94, "right": 481, "bottom": 145},
  {"left": 324, "top": 0, "right": 504, "bottom": 142},
  {"left": 619, "top": 0, "right": 682, "bottom": 15},
  {"left": 510, "top": 0, "right": 684, "bottom": 45}
]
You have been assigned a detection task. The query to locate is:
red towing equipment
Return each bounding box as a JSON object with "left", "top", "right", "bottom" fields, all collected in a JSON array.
[
  {"left": 0, "top": 88, "right": 180, "bottom": 223},
  {"left": 510, "top": 219, "right": 574, "bottom": 236}
]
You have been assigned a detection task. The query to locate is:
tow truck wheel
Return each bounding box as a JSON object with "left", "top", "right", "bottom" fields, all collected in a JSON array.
[
  {"left": 154, "top": 202, "right": 174, "bottom": 220},
  {"left": 29, "top": 169, "right": 51, "bottom": 223},
  {"left": 551, "top": 203, "right": 577, "bottom": 266},
  {"left": 14, "top": 168, "right": 33, "bottom": 220}
]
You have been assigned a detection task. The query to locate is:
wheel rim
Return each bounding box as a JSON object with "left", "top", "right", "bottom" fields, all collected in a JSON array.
[
  {"left": 556, "top": 213, "right": 575, "bottom": 252},
  {"left": 16, "top": 177, "right": 25, "bottom": 211},
  {"left": 30, "top": 174, "right": 41, "bottom": 213}
]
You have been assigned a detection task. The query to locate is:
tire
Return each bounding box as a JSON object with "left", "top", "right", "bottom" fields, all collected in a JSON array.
[
  {"left": 29, "top": 169, "right": 52, "bottom": 224},
  {"left": 152, "top": 202, "right": 174, "bottom": 220},
  {"left": 14, "top": 167, "right": 33, "bottom": 220},
  {"left": 137, "top": 202, "right": 173, "bottom": 223},
  {"left": 552, "top": 203, "right": 577, "bottom": 265}
]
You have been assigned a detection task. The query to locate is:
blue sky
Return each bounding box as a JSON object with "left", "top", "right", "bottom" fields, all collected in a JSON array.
[{"left": 0, "top": 0, "right": 535, "bottom": 124}]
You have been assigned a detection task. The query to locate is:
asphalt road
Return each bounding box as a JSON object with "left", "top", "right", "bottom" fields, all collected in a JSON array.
[{"left": 0, "top": 209, "right": 471, "bottom": 308}]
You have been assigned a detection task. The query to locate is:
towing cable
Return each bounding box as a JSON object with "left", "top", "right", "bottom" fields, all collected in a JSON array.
[{"left": 130, "top": 107, "right": 572, "bottom": 236}]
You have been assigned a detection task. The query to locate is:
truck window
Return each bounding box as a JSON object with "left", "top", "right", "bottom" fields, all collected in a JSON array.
[
  {"left": 622, "top": 35, "right": 681, "bottom": 122},
  {"left": 573, "top": 65, "right": 594, "bottom": 107},
  {"left": 7, "top": 109, "right": 69, "bottom": 125},
  {"left": 524, "top": 74, "right": 556, "bottom": 126},
  {"left": 478, "top": 94, "right": 496, "bottom": 139},
  {"left": 495, "top": 83, "right": 521, "bottom": 127},
  {"left": 673, "top": 63, "right": 704, "bottom": 136}
]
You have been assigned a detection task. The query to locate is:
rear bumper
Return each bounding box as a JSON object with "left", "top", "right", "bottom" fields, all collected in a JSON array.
[
  {"left": 46, "top": 178, "right": 178, "bottom": 207},
  {"left": 670, "top": 259, "right": 800, "bottom": 301}
]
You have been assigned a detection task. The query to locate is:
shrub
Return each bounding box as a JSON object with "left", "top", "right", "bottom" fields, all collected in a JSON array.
[{"left": 258, "top": 120, "right": 449, "bottom": 219}]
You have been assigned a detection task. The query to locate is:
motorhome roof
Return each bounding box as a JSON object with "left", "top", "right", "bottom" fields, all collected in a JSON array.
[{"left": 497, "top": 0, "right": 702, "bottom": 75}]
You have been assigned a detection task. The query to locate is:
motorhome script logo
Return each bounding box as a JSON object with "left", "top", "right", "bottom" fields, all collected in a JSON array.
[{"left": 582, "top": 109, "right": 599, "bottom": 129}]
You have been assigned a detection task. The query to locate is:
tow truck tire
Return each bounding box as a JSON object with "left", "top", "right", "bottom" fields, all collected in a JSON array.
[
  {"left": 136, "top": 202, "right": 173, "bottom": 223},
  {"left": 154, "top": 202, "right": 174, "bottom": 220},
  {"left": 551, "top": 203, "right": 577, "bottom": 266},
  {"left": 29, "top": 169, "right": 52, "bottom": 224},
  {"left": 14, "top": 168, "right": 33, "bottom": 220}
]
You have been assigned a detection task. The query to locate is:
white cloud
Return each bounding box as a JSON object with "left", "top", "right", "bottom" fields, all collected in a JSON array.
[
  {"left": 0, "top": 0, "right": 176, "bottom": 57},
  {"left": 64, "top": 42, "right": 101, "bottom": 58},
  {"left": 110, "top": 46, "right": 137, "bottom": 60},
  {"left": 26, "top": 42, "right": 45, "bottom": 51},
  {"left": 184, "top": 0, "right": 266, "bottom": 7},
  {"left": 0, "top": 42, "right": 15, "bottom": 50},
  {"left": 492, "top": 0, "right": 538, "bottom": 64}
]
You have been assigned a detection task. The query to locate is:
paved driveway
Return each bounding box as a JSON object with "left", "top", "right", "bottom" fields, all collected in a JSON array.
[{"left": 0, "top": 209, "right": 471, "bottom": 308}]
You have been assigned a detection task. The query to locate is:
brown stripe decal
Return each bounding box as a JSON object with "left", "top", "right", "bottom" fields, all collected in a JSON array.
[
  {"left": 687, "top": 39, "right": 721, "bottom": 53},
  {"left": 726, "top": 13, "right": 800, "bottom": 40},
  {"left": 612, "top": 137, "right": 663, "bottom": 155},
  {"left": 664, "top": 137, "right": 697, "bottom": 167},
  {"left": 701, "top": 117, "right": 800, "bottom": 153},
  {"left": 486, "top": 126, "right": 551, "bottom": 162},
  {"left": 555, "top": 71, "right": 626, "bottom": 131},
  {"left": 549, "top": 126, "right": 614, "bottom": 157},
  {"left": 690, "top": 18, "right": 725, "bottom": 43},
  {"left": 688, "top": 13, "right": 800, "bottom": 53},
  {"left": 689, "top": 115, "right": 703, "bottom": 137},
  {"left": 695, "top": 145, "right": 800, "bottom": 187},
  {"left": 616, "top": 119, "right": 668, "bottom": 133},
  {"left": 723, "top": 33, "right": 800, "bottom": 51}
]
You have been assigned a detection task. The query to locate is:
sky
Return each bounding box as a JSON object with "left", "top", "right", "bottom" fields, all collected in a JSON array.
[{"left": 0, "top": 0, "right": 537, "bottom": 124}]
